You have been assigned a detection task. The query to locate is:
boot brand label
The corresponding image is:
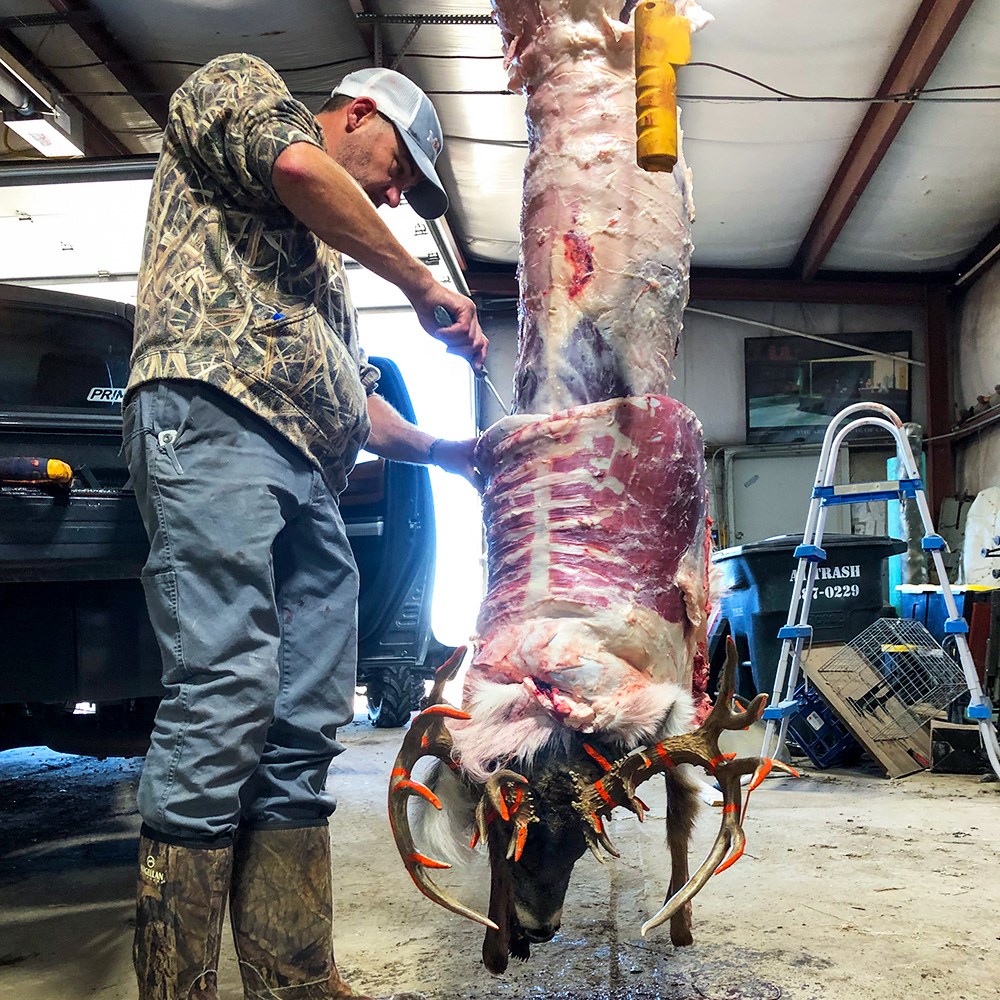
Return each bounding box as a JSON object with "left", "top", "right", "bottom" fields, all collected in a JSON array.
[{"left": 140, "top": 854, "right": 165, "bottom": 885}]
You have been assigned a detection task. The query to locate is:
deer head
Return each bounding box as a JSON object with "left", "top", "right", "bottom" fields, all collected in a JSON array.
[{"left": 388, "top": 641, "right": 795, "bottom": 972}]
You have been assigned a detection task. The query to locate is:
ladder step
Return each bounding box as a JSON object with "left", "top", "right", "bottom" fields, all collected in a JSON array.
[
  {"left": 966, "top": 703, "right": 993, "bottom": 721},
  {"left": 778, "top": 625, "right": 812, "bottom": 640},
  {"left": 794, "top": 544, "right": 826, "bottom": 562},
  {"left": 921, "top": 533, "right": 947, "bottom": 551},
  {"left": 813, "top": 478, "right": 923, "bottom": 506},
  {"left": 943, "top": 617, "right": 969, "bottom": 634},
  {"left": 762, "top": 699, "right": 800, "bottom": 720}
]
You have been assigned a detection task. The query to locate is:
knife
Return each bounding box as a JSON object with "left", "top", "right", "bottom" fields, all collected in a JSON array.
[{"left": 433, "top": 306, "right": 507, "bottom": 411}]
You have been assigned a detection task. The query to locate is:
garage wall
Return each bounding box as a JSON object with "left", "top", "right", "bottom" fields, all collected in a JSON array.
[
  {"left": 675, "top": 300, "right": 927, "bottom": 446},
  {"left": 475, "top": 296, "right": 927, "bottom": 542},
  {"left": 955, "top": 260, "right": 1000, "bottom": 495},
  {"left": 476, "top": 298, "right": 928, "bottom": 447}
]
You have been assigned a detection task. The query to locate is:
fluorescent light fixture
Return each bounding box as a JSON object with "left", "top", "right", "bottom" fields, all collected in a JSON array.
[{"left": 6, "top": 112, "right": 84, "bottom": 157}]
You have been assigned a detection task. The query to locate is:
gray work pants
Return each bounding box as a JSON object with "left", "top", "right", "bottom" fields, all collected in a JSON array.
[{"left": 123, "top": 380, "right": 359, "bottom": 841}]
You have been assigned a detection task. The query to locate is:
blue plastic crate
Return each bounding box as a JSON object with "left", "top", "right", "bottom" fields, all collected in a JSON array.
[{"left": 787, "top": 683, "right": 864, "bottom": 769}]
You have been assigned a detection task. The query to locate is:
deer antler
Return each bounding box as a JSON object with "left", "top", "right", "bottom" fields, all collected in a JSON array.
[
  {"left": 473, "top": 770, "right": 537, "bottom": 862},
  {"left": 575, "top": 638, "right": 798, "bottom": 936},
  {"left": 387, "top": 647, "right": 500, "bottom": 930}
]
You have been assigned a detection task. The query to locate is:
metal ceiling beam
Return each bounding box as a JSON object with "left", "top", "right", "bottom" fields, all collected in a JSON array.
[
  {"left": 46, "top": 0, "right": 169, "bottom": 128},
  {"left": 794, "top": 0, "right": 975, "bottom": 281},
  {"left": 689, "top": 272, "right": 932, "bottom": 306},
  {"left": 0, "top": 153, "right": 157, "bottom": 184},
  {"left": 0, "top": 27, "right": 128, "bottom": 157},
  {"left": 465, "top": 266, "right": 934, "bottom": 306}
]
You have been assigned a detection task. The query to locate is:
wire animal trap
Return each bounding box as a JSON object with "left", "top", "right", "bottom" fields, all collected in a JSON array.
[{"left": 815, "top": 618, "right": 968, "bottom": 743}]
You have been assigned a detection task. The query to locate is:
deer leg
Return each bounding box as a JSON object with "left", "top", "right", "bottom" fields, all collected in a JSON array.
[{"left": 664, "top": 768, "right": 700, "bottom": 947}]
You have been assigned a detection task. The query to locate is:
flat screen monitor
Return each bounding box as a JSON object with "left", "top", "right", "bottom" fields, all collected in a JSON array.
[{"left": 745, "top": 331, "right": 913, "bottom": 445}]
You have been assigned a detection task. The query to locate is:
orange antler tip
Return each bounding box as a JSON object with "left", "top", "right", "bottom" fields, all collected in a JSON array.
[
  {"left": 748, "top": 759, "right": 773, "bottom": 792},
  {"left": 396, "top": 779, "right": 443, "bottom": 810},
  {"left": 514, "top": 824, "right": 528, "bottom": 862},
  {"left": 419, "top": 705, "right": 472, "bottom": 721},
  {"left": 410, "top": 852, "right": 451, "bottom": 870},
  {"left": 714, "top": 842, "right": 745, "bottom": 875},
  {"left": 469, "top": 828, "right": 480, "bottom": 850}
]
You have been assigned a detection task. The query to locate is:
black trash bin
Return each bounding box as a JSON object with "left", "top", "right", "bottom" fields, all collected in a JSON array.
[{"left": 712, "top": 533, "right": 906, "bottom": 701}]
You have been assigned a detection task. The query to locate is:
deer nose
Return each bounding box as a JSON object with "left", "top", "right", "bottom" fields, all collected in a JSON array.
[{"left": 523, "top": 924, "right": 558, "bottom": 943}]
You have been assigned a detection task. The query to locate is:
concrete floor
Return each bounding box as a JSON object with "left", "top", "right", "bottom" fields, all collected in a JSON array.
[{"left": 1, "top": 716, "right": 998, "bottom": 1000}]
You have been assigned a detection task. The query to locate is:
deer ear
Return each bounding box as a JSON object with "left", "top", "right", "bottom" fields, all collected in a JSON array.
[
  {"left": 483, "top": 927, "right": 511, "bottom": 974},
  {"left": 482, "top": 832, "right": 515, "bottom": 974}
]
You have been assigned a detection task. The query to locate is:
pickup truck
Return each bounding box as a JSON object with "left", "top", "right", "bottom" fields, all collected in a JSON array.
[{"left": 0, "top": 283, "right": 453, "bottom": 755}]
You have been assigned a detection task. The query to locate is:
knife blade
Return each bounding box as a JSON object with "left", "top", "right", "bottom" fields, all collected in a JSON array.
[{"left": 433, "top": 305, "right": 507, "bottom": 411}]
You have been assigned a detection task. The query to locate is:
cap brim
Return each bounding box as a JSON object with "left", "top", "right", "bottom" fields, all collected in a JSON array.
[{"left": 396, "top": 128, "right": 449, "bottom": 220}]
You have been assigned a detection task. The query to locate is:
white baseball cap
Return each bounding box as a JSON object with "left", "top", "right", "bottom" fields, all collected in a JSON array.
[{"left": 332, "top": 67, "right": 448, "bottom": 219}]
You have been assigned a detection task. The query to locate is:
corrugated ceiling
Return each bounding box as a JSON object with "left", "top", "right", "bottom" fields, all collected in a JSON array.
[{"left": 1, "top": 0, "right": 998, "bottom": 278}]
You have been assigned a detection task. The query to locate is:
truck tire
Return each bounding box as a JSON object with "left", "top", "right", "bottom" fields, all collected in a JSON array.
[{"left": 367, "top": 665, "right": 419, "bottom": 729}]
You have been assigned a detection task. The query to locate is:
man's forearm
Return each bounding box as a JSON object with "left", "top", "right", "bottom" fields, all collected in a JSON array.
[
  {"left": 365, "top": 393, "right": 435, "bottom": 465},
  {"left": 365, "top": 394, "right": 482, "bottom": 490},
  {"left": 272, "top": 142, "right": 434, "bottom": 301}
]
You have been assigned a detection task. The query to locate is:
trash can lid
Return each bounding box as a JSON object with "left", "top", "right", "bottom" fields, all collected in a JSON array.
[{"left": 713, "top": 533, "right": 907, "bottom": 562}]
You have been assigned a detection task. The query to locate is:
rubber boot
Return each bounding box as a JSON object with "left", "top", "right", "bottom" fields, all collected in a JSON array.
[
  {"left": 133, "top": 825, "right": 234, "bottom": 1000},
  {"left": 228, "top": 824, "right": 370, "bottom": 1000}
]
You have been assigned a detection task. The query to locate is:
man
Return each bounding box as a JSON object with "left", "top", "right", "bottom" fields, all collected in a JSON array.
[{"left": 123, "top": 53, "right": 487, "bottom": 1000}]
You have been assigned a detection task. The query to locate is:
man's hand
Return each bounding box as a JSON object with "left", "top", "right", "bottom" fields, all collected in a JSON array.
[
  {"left": 429, "top": 437, "right": 482, "bottom": 493},
  {"left": 414, "top": 286, "right": 488, "bottom": 370}
]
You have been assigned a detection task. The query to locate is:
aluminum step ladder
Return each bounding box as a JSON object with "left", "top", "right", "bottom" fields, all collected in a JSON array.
[{"left": 758, "top": 402, "right": 1000, "bottom": 780}]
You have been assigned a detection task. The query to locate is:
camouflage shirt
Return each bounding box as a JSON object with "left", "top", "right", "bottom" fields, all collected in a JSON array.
[{"left": 128, "top": 53, "right": 379, "bottom": 495}]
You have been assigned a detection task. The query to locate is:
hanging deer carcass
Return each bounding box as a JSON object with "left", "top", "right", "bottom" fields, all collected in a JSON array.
[
  {"left": 389, "top": 417, "right": 791, "bottom": 971},
  {"left": 388, "top": 0, "right": 793, "bottom": 974}
]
